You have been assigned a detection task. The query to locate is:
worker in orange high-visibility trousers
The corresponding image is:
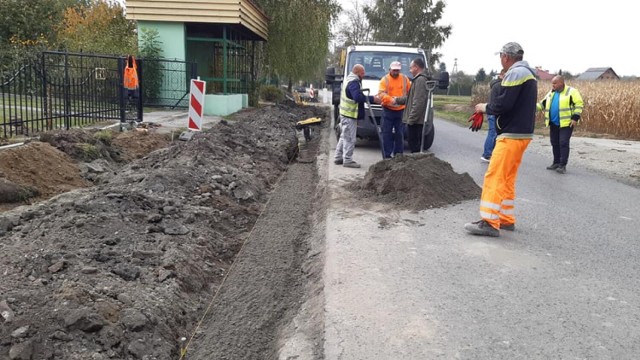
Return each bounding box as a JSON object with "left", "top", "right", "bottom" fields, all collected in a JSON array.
[{"left": 464, "top": 42, "right": 538, "bottom": 237}]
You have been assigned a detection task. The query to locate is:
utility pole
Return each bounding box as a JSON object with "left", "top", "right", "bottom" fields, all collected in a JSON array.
[{"left": 447, "top": 58, "right": 460, "bottom": 96}]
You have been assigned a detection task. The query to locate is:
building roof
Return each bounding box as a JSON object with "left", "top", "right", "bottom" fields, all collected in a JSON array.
[
  {"left": 535, "top": 68, "right": 555, "bottom": 81},
  {"left": 576, "top": 67, "right": 618, "bottom": 81},
  {"left": 126, "top": 0, "right": 268, "bottom": 40}
]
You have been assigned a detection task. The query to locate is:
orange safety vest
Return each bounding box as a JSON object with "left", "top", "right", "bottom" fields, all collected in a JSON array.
[
  {"left": 379, "top": 73, "right": 410, "bottom": 111},
  {"left": 123, "top": 55, "right": 139, "bottom": 90}
]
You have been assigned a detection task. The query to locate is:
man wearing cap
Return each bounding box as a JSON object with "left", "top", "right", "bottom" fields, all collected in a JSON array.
[
  {"left": 378, "top": 61, "right": 411, "bottom": 158},
  {"left": 464, "top": 42, "right": 538, "bottom": 237}
]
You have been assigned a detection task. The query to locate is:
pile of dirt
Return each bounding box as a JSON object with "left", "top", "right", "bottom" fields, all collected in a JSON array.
[
  {"left": 0, "top": 129, "right": 173, "bottom": 211},
  {"left": 0, "top": 103, "right": 327, "bottom": 359},
  {"left": 0, "top": 142, "right": 91, "bottom": 202},
  {"left": 349, "top": 153, "right": 481, "bottom": 210}
]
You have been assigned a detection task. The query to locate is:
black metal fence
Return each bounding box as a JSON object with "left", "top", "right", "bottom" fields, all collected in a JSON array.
[
  {"left": 142, "top": 58, "right": 197, "bottom": 108},
  {"left": 0, "top": 51, "right": 197, "bottom": 139}
]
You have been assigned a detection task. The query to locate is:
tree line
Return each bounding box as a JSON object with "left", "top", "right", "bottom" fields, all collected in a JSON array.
[
  {"left": 256, "top": 0, "right": 453, "bottom": 88},
  {"left": 0, "top": 0, "right": 136, "bottom": 70}
]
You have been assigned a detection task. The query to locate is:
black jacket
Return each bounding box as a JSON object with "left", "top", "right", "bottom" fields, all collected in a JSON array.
[{"left": 486, "top": 61, "right": 537, "bottom": 138}]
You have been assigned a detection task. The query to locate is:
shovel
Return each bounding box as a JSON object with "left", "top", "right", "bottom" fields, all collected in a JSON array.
[
  {"left": 362, "top": 89, "right": 385, "bottom": 159},
  {"left": 419, "top": 80, "right": 438, "bottom": 153}
]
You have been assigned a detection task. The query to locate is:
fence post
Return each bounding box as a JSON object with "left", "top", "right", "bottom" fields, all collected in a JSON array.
[
  {"left": 137, "top": 57, "right": 143, "bottom": 123},
  {"left": 118, "top": 57, "right": 125, "bottom": 123},
  {"left": 64, "top": 52, "right": 71, "bottom": 130}
]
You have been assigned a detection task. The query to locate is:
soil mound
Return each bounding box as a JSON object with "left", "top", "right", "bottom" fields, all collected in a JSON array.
[
  {"left": 39, "top": 127, "right": 172, "bottom": 163},
  {"left": 0, "top": 129, "right": 172, "bottom": 209},
  {"left": 351, "top": 153, "right": 481, "bottom": 210},
  {"left": 0, "top": 141, "right": 91, "bottom": 200}
]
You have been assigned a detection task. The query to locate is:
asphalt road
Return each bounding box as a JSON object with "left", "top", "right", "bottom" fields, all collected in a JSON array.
[{"left": 323, "top": 118, "right": 640, "bottom": 359}]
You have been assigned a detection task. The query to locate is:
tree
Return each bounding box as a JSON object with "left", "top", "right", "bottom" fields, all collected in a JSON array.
[
  {"left": 138, "top": 28, "right": 164, "bottom": 101},
  {"left": 55, "top": 0, "right": 137, "bottom": 55},
  {"left": 0, "top": 0, "right": 81, "bottom": 66},
  {"left": 364, "top": 0, "right": 451, "bottom": 68},
  {"left": 256, "top": 0, "right": 341, "bottom": 90},
  {"left": 335, "top": 0, "right": 371, "bottom": 47},
  {"left": 449, "top": 72, "right": 474, "bottom": 96},
  {"left": 475, "top": 68, "right": 487, "bottom": 82},
  {"left": 558, "top": 69, "right": 575, "bottom": 80}
]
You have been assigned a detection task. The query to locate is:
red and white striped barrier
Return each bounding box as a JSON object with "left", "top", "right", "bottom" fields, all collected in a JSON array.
[{"left": 188, "top": 79, "right": 206, "bottom": 131}]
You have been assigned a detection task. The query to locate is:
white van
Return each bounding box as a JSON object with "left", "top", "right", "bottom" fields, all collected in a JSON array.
[{"left": 326, "top": 42, "right": 448, "bottom": 151}]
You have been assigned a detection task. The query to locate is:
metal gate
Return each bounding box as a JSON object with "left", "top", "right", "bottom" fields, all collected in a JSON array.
[{"left": 0, "top": 51, "right": 197, "bottom": 139}]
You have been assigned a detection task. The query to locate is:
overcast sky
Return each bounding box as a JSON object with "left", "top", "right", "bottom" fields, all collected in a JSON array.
[{"left": 337, "top": 0, "right": 639, "bottom": 77}]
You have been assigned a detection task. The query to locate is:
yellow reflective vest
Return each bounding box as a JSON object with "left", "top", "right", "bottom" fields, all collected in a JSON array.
[
  {"left": 339, "top": 73, "right": 360, "bottom": 119},
  {"left": 537, "top": 86, "right": 584, "bottom": 127}
]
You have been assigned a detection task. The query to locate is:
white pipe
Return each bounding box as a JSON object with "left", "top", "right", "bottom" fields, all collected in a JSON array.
[
  {"left": 0, "top": 142, "right": 25, "bottom": 151},
  {"left": 100, "top": 122, "right": 121, "bottom": 131}
]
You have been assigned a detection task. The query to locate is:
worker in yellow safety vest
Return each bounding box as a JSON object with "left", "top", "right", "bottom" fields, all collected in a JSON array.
[
  {"left": 537, "top": 75, "right": 584, "bottom": 174},
  {"left": 378, "top": 61, "right": 411, "bottom": 158},
  {"left": 334, "top": 64, "right": 380, "bottom": 168}
]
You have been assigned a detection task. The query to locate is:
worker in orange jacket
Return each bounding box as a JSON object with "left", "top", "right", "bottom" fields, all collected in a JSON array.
[{"left": 378, "top": 61, "right": 411, "bottom": 158}]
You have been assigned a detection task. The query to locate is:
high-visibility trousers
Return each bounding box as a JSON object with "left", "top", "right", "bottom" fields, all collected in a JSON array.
[{"left": 479, "top": 137, "right": 531, "bottom": 229}]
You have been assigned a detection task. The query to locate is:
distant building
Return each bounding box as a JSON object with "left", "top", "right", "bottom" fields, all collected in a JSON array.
[
  {"left": 535, "top": 67, "right": 555, "bottom": 81},
  {"left": 576, "top": 67, "right": 620, "bottom": 81}
]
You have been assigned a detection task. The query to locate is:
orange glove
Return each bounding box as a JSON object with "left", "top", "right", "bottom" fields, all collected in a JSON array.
[{"left": 468, "top": 112, "right": 484, "bottom": 132}]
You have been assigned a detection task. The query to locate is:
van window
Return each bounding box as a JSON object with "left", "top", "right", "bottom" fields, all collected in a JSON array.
[{"left": 347, "top": 51, "right": 425, "bottom": 80}]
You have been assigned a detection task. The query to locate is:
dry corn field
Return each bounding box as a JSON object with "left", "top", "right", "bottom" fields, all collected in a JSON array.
[{"left": 472, "top": 80, "right": 640, "bottom": 140}]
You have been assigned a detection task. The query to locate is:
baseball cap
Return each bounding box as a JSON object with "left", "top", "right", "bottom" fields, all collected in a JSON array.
[
  {"left": 390, "top": 61, "right": 402, "bottom": 70},
  {"left": 496, "top": 42, "right": 524, "bottom": 56}
]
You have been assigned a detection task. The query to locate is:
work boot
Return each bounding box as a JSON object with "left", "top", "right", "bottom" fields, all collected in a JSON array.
[
  {"left": 556, "top": 165, "right": 566, "bottom": 174},
  {"left": 464, "top": 220, "right": 499, "bottom": 237},
  {"left": 500, "top": 223, "right": 515, "bottom": 231},
  {"left": 343, "top": 161, "right": 361, "bottom": 168},
  {"left": 546, "top": 163, "right": 560, "bottom": 170},
  {"left": 334, "top": 159, "right": 343, "bottom": 165}
]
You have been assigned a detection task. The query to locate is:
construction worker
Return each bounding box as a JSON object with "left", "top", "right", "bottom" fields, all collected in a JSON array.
[
  {"left": 481, "top": 70, "right": 505, "bottom": 163},
  {"left": 334, "top": 64, "right": 380, "bottom": 168},
  {"left": 537, "top": 75, "right": 584, "bottom": 174},
  {"left": 378, "top": 61, "right": 411, "bottom": 158},
  {"left": 464, "top": 42, "right": 538, "bottom": 237},
  {"left": 392, "top": 57, "right": 431, "bottom": 153},
  {"left": 309, "top": 84, "right": 316, "bottom": 102}
]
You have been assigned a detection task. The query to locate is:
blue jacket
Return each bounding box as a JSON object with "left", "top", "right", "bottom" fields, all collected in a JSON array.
[{"left": 345, "top": 78, "right": 375, "bottom": 120}]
